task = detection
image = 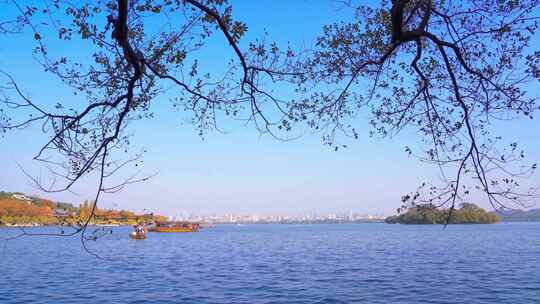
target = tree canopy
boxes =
[0,190,165,227]
[385,202,500,224]
[297,0,540,213]
[0,0,539,232]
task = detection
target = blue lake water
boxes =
[0,223,539,303]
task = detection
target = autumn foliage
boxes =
[0,198,53,217]
[0,191,164,226]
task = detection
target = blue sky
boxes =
[1,0,539,217]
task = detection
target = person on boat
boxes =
[130,223,146,239]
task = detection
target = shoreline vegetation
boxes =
[0,191,166,227]
[2,191,539,227]
[385,203,500,225]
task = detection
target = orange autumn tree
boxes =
[0,198,55,224]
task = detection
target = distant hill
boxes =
[497,209,540,222]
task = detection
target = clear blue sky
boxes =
[0,0,539,217]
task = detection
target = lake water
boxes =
[0,223,539,303]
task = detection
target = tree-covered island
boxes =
[385,203,500,225]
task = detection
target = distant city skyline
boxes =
[167,211,385,223]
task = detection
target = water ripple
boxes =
[1,223,539,303]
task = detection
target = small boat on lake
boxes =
[148,221,200,232]
[129,224,148,239]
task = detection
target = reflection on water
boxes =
[1,223,539,304]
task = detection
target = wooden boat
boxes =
[129,232,146,239]
[129,224,148,239]
[149,221,200,232]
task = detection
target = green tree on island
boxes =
[385,203,500,224]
